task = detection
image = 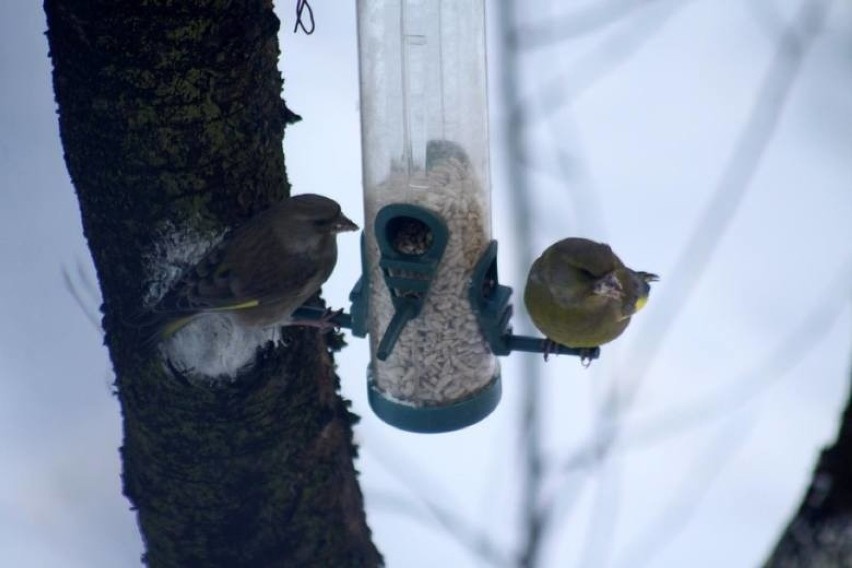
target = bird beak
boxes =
[641,272,660,283]
[333,214,359,233]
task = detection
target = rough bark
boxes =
[765,355,852,567]
[44,1,381,566]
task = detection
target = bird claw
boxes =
[315,307,344,333]
[579,348,596,368]
[291,308,343,333]
[541,339,559,362]
[541,339,597,368]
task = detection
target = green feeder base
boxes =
[367,371,502,434]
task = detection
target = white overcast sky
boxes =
[1,1,851,567]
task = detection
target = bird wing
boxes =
[184,249,327,313]
[150,195,343,318]
[151,219,322,315]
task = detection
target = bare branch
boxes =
[615,416,753,567]
[547,118,608,238]
[515,0,689,128]
[541,257,851,530]
[61,262,101,332]
[511,0,662,51]
[498,1,549,566]
[745,0,788,41]
[611,0,835,421]
[367,491,513,568]
[621,261,851,453]
[577,455,624,568]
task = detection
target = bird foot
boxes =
[579,348,596,368]
[541,339,597,368]
[291,308,343,333]
[542,339,559,361]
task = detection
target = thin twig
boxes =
[542,257,851,528]
[62,263,102,332]
[498,0,548,565]
[511,0,662,51]
[613,0,835,419]
[512,0,689,129]
[367,491,513,567]
[362,438,510,567]
[615,414,754,567]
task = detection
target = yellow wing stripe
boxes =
[161,315,196,340]
[160,300,260,340]
[208,299,261,312]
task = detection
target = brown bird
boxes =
[143,193,358,344]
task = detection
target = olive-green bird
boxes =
[142,193,358,345]
[524,237,658,357]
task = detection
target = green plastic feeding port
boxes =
[365,203,500,433]
[374,204,448,360]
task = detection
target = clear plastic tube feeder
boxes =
[355,0,500,433]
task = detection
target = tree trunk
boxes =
[765,355,852,567]
[43,1,381,566]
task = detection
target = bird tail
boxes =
[159,314,198,341]
[125,309,200,350]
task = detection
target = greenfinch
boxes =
[524,238,657,357]
[143,193,358,344]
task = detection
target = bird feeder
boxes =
[353,0,500,432]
